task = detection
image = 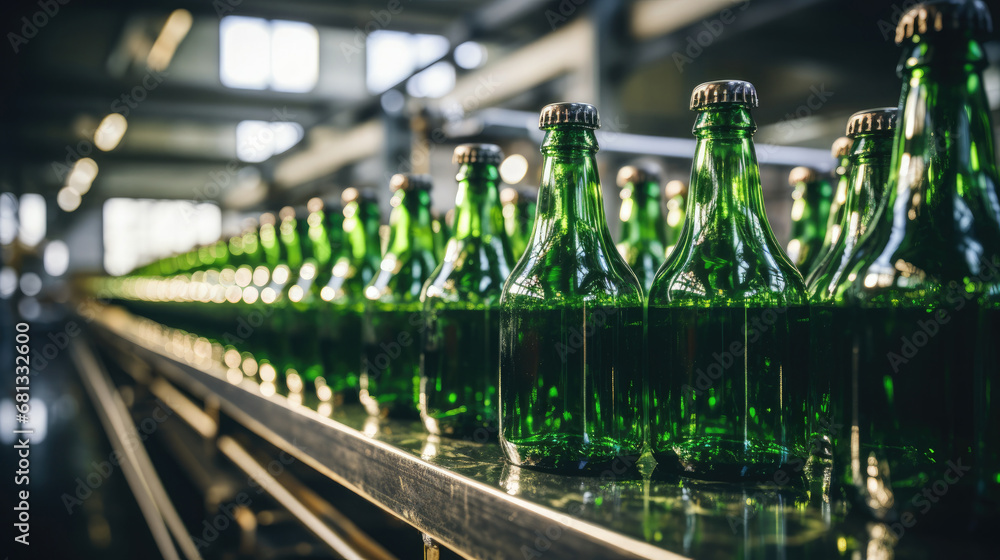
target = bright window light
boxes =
[454,41,486,69]
[0,193,16,245]
[407,62,455,99]
[366,31,450,94]
[44,240,70,276]
[103,198,221,276]
[18,193,46,247]
[236,121,304,162]
[220,16,318,92]
[271,21,319,92]
[500,155,529,184]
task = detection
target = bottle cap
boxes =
[259,212,276,226]
[453,143,504,165]
[390,173,433,192]
[788,167,818,186]
[538,102,600,130]
[307,197,324,213]
[690,80,759,110]
[616,163,662,187]
[279,206,296,220]
[831,137,853,159]
[846,108,898,137]
[895,1,993,44]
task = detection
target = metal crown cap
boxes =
[788,166,818,186]
[390,173,433,192]
[453,143,504,165]
[895,0,993,44]
[616,163,662,188]
[538,102,600,130]
[831,137,853,159]
[690,80,759,110]
[846,108,898,138]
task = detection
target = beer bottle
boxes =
[615,163,669,292]
[832,0,1000,525]
[647,81,809,480]
[360,174,437,418]
[808,110,897,298]
[500,186,538,260]
[806,108,897,465]
[786,167,831,274]
[810,137,854,271]
[499,102,644,473]
[421,144,515,438]
[281,198,336,391]
[663,179,687,257]
[319,188,383,401]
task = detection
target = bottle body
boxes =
[500,119,644,472]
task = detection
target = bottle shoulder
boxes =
[422,238,513,306]
[501,240,643,308]
[648,238,807,307]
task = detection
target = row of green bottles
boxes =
[811,0,999,529]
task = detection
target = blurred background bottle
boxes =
[421,144,514,438]
[615,163,669,293]
[360,174,437,418]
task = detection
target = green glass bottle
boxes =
[421,144,515,438]
[647,81,810,480]
[432,211,449,263]
[500,186,538,261]
[319,188,383,402]
[281,198,337,391]
[831,0,1000,524]
[663,179,688,257]
[499,102,644,473]
[809,137,854,273]
[615,163,670,292]
[360,174,437,418]
[808,110,897,299]
[806,108,897,466]
[786,167,832,274]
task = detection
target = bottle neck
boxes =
[874,36,999,263]
[684,105,770,244]
[259,223,281,267]
[280,218,303,270]
[386,190,435,257]
[452,162,504,241]
[839,133,895,262]
[531,128,611,243]
[620,180,667,245]
[306,211,333,267]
